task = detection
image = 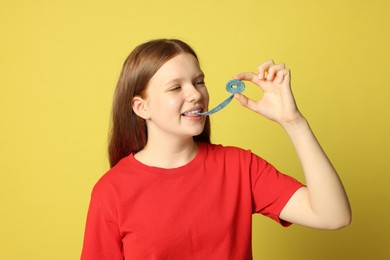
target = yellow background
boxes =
[1,0,389,259]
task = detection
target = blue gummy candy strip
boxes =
[195,79,245,116]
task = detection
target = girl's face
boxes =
[138,53,209,141]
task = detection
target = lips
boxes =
[181,108,202,116]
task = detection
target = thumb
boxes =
[234,93,258,111]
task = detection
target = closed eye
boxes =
[195,81,206,87]
[169,85,181,91]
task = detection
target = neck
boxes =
[135,136,199,168]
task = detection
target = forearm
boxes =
[234,61,351,228]
[282,116,352,228]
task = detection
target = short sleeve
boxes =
[250,153,304,226]
[81,183,123,260]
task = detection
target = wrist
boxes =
[281,114,309,135]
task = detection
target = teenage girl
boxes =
[81,39,351,260]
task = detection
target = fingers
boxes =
[276,68,290,84]
[258,60,277,80]
[233,72,261,85]
[233,93,259,112]
[258,60,290,84]
[233,60,291,93]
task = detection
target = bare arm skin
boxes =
[233,60,351,229]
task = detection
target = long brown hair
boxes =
[108,39,211,167]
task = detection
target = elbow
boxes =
[336,205,353,229]
[320,199,352,230]
[325,211,352,230]
[328,216,351,230]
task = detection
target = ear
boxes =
[132,96,151,120]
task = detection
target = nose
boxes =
[185,84,202,103]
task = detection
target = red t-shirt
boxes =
[81,142,303,259]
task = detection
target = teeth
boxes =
[183,109,201,115]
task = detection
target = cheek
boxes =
[202,89,210,104]
[164,97,181,109]
[151,96,181,115]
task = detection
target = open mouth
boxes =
[181,109,202,116]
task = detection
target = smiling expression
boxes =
[136,53,209,141]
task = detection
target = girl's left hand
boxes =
[233,60,303,126]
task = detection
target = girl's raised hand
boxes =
[233,60,303,126]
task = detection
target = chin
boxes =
[188,127,205,137]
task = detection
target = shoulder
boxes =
[90,155,132,198]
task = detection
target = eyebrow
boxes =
[163,72,205,86]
